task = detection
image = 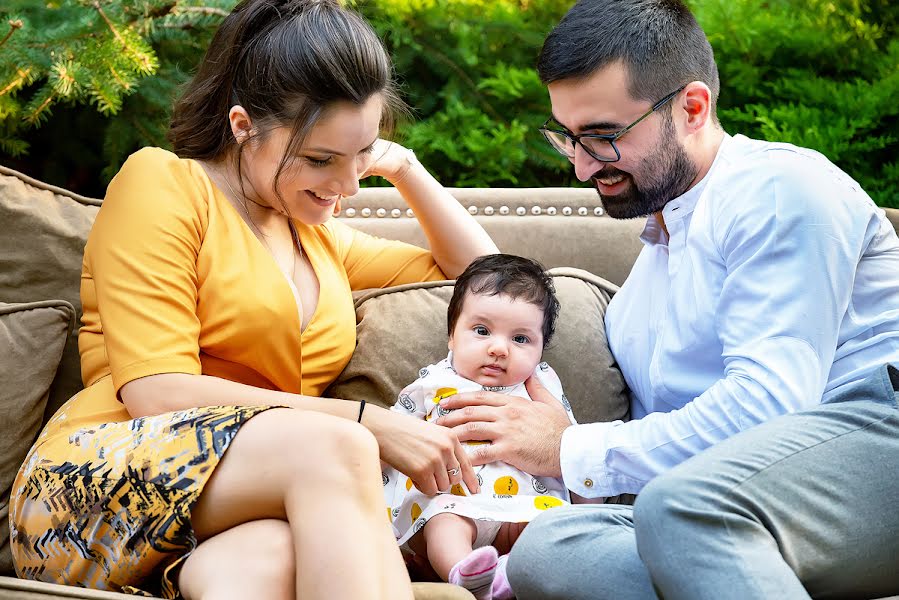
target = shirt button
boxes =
[584,478,594,488]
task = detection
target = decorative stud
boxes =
[531,206,542,215]
[361,207,372,217]
[376,208,387,218]
[547,207,557,216]
[578,207,588,216]
[594,207,604,216]
[562,206,573,216]
[468,205,478,215]
[345,208,356,217]
[406,209,415,218]
[484,206,495,216]
[391,208,402,218]
[499,205,510,215]
[516,206,526,216]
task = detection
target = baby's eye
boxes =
[304,156,333,167]
[474,326,489,336]
[513,335,530,344]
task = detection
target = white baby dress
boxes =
[382,354,577,546]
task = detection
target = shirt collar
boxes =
[638,133,732,247]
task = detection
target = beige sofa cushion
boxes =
[327,267,630,425]
[0,300,75,576]
[0,167,100,420]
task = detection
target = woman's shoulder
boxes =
[108,147,213,210]
[117,147,207,185]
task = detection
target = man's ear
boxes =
[680,81,713,134]
[448,335,455,352]
[228,105,254,144]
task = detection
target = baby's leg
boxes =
[488,523,522,600]
[419,513,478,580]
[421,514,499,600]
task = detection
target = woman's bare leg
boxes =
[178,408,412,600]
[179,519,294,600]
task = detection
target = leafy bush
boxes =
[0,0,896,207]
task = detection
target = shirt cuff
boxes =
[560,421,620,498]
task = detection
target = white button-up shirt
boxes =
[561,134,899,498]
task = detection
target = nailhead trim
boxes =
[337,204,605,218]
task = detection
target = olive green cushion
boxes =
[0,166,100,420]
[0,300,75,576]
[327,267,630,425]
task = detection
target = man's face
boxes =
[547,62,698,219]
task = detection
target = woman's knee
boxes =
[235,408,380,483]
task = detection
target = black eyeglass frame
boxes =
[539,84,688,163]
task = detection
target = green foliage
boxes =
[0,0,230,189]
[352,0,575,188]
[694,0,899,207]
[0,0,897,206]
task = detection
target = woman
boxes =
[9,1,497,598]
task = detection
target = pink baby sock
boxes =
[491,554,514,600]
[448,546,499,600]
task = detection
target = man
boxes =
[436,0,899,597]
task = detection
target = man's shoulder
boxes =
[706,134,874,217]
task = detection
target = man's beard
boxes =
[592,116,699,220]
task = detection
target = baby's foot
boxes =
[492,554,514,600]
[448,546,499,600]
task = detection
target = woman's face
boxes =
[239,95,383,225]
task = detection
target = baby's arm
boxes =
[535,362,578,425]
[391,378,430,420]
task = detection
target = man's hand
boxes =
[435,376,571,477]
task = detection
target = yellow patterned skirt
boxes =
[9,376,275,598]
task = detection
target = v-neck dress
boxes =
[9,147,447,597]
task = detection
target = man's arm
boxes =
[441,154,882,496]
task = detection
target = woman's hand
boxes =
[365,404,480,497]
[361,139,418,185]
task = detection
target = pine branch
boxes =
[92,1,154,73]
[0,67,33,97]
[0,19,23,49]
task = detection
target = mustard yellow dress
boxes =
[8,147,446,597]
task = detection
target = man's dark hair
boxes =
[447,254,560,348]
[537,0,720,115]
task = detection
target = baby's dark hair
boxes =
[447,254,560,347]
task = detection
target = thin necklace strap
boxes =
[219,169,302,274]
[288,219,301,254]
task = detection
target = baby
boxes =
[383,254,576,600]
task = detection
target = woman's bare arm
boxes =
[121,373,480,495]
[368,141,499,278]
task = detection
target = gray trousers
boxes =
[508,364,899,600]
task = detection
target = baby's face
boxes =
[448,292,544,387]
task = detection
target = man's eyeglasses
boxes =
[539,84,687,163]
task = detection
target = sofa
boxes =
[2,163,897,600]
[0,163,644,600]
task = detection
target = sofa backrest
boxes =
[2,164,898,415]
[335,187,646,287]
